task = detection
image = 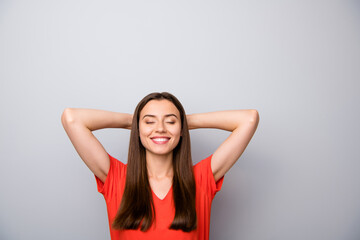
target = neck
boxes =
[146,151,174,179]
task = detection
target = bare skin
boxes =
[61,101,259,198]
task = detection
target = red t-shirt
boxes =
[95,153,224,240]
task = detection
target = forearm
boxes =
[61,108,132,131]
[187,110,259,131]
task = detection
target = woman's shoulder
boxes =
[108,153,127,167]
[193,154,224,198]
[193,154,213,176]
[106,153,128,179]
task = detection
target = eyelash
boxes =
[145,121,175,124]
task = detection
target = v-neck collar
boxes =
[152,185,173,201]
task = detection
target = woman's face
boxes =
[139,99,182,158]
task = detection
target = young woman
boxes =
[61,92,259,240]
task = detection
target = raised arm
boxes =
[187,110,259,182]
[61,108,132,182]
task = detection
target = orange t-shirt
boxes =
[95,153,224,240]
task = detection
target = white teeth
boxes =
[152,138,169,142]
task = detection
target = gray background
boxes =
[1,0,359,239]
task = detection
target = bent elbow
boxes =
[61,108,76,126]
[249,109,259,125]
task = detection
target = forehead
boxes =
[140,99,180,118]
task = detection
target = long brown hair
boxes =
[112,92,197,232]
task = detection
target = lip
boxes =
[151,136,171,145]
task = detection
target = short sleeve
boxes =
[94,153,126,201]
[194,154,224,199]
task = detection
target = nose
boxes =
[155,121,166,133]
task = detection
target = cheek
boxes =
[139,124,151,144]
[139,130,150,148]
[170,125,182,138]
[139,135,146,148]
[139,123,151,135]
[172,128,182,147]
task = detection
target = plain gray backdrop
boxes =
[1,1,359,239]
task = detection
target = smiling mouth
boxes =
[151,137,170,144]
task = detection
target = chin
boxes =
[145,147,175,157]
[149,149,173,156]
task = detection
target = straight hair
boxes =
[112,92,197,232]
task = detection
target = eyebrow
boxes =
[142,114,179,120]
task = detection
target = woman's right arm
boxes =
[61,108,132,183]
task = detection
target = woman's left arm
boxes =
[187,110,259,182]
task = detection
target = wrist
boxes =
[127,114,133,129]
[186,114,195,130]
